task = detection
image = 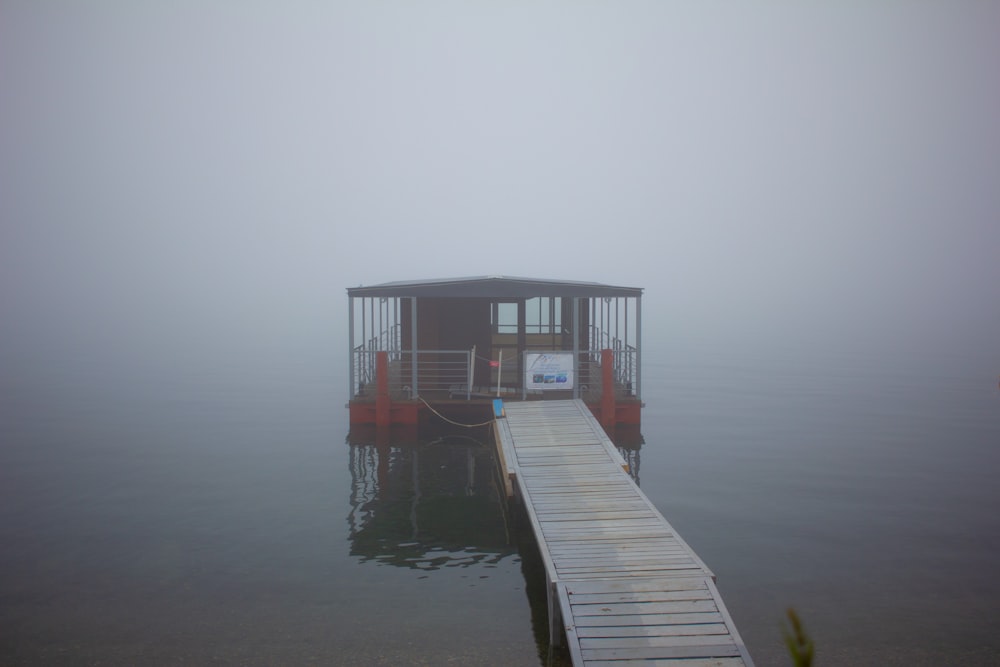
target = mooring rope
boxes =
[416,395,496,428]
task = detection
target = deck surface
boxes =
[496,400,752,667]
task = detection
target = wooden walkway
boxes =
[494,399,753,667]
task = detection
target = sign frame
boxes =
[524,352,575,391]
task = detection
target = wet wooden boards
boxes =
[495,399,753,667]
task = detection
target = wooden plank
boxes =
[563,578,710,594]
[550,542,689,553]
[554,552,699,565]
[541,518,665,529]
[556,565,706,576]
[501,400,749,667]
[567,590,713,604]
[542,527,670,536]
[554,551,693,560]
[539,515,663,525]
[575,623,729,639]
[560,567,707,578]
[556,568,709,581]
[531,497,649,506]
[554,550,698,560]
[569,600,719,617]
[553,552,693,563]
[574,612,725,627]
[585,658,747,667]
[542,519,660,528]
[559,563,707,574]
[517,448,608,457]
[533,504,652,514]
[548,540,689,558]
[520,465,622,473]
[555,556,703,570]
[542,528,671,540]
[521,475,628,483]
[581,644,742,660]
[580,634,737,649]
[519,458,616,467]
[544,533,677,544]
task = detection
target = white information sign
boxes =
[524,352,574,391]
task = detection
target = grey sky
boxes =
[2,2,999,378]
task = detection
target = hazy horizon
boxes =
[3,3,999,389]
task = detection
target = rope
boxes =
[417,396,496,428]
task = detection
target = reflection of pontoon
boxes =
[347,436,513,569]
[347,276,643,427]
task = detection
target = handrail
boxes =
[351,345,638,402]
[351,348,473,400]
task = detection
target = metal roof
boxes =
[347,275,643,298]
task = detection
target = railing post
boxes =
[635,295,642,401]
[572,297,580,400]
[410,297,418,399]
[468,346,475,400]
[376,350,390,427]
[348,296,355,399]
[601,348,615,428]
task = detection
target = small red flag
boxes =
[489,360,500,368]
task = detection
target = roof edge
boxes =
[347,275,642,298]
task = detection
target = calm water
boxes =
[2,344,999,665]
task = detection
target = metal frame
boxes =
[348,278,642,403]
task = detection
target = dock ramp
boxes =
[494,399,753,666]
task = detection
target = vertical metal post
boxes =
[599,297,604,346]
[601,348,615,428]
[549,297,556,347]
[572,297,580,399]
[604,298,608,346]
[636,295,642,401]
[624,298,629,349]
[376,350,390,427]
[468,345,475,400]
[592,298,598,350]
[348,296,355,399]
[589,298,594,350]
[522,350,527,400]
[517,299,526,391]
[607,298,612,346]
[625,298,630,392]
[361,297,367,392]
[410,297,418,398]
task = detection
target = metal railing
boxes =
[351,324,402,396]
[351,345,638,402]
[586,326,639,399]
[352,345,378,393]
[351,348,473,400]
[615,345,638,397]
[363,324,400,356]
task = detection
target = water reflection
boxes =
[347,429,514,570]
[612,424,644,485]
[346,423,645,666]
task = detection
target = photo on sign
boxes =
[525,353,574,391]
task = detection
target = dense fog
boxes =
[3,3,999,393]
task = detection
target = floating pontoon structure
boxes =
[347,276,642,427]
